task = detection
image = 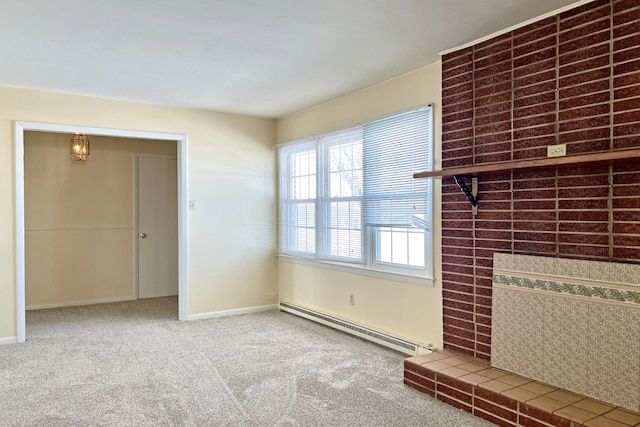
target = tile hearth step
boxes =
[404,350,640,427]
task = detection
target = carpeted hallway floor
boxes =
[0,297,495,426]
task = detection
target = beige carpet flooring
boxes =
[0,297,495,426]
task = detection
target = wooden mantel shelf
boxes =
[413,148,640,179]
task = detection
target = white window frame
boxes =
[278,138,317,259]
[278,106,434,286]
[317,128,364,263]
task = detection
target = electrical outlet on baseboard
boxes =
[547,143,566,158]
[268,293,278,301]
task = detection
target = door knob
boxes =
[139,233,147,238]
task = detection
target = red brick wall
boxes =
[440,0,640,360]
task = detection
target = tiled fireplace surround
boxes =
[405,256,639,427]
[491,254,639,413]
[404,0,640,425]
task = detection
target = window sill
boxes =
[278,255,435,287]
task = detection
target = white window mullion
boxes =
[315,141,327,260]
[365,224,375,269]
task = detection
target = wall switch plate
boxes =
[188,200,196,211]
[547,144,567,158]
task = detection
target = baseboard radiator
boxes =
[492,254,640,413]
[279,301,430,356]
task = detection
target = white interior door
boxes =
[137,156,178,299]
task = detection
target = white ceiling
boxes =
[1,0,585,118]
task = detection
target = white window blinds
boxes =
[363,107,432,231]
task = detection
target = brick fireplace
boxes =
[439,0,640,360]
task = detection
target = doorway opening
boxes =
[15,121,188,343]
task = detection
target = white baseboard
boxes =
[26,296,136,310]
[0,336,18,345]
[187,304,278,321]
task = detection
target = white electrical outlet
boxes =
[547,144,567,158]
[349,294,355,306]
[268,293,278,300]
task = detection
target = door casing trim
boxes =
[14,121,188,342]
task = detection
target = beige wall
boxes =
[1,86,277,340]
[24,132,176,308]
[276,61,443,348]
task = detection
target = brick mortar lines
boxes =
[608,1,616,259]
[406,368,565,427]
[407,367,626,427]
[471,38,479,360]
[509,17,516,266]
[554,16,561,259]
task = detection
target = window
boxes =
[279,138,317,255]
[278,106,433,280]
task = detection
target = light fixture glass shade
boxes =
[70,133,90,161]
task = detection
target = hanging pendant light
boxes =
[70,133,90,161]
